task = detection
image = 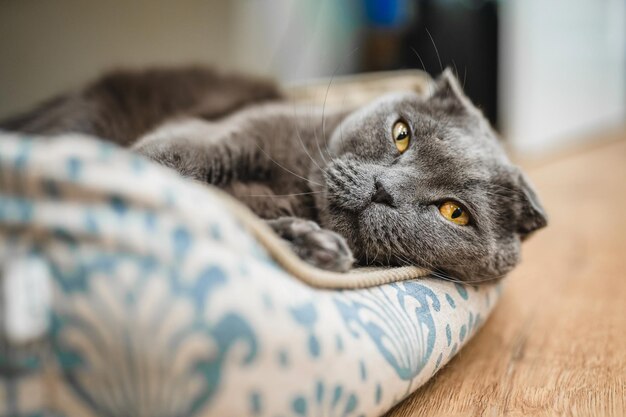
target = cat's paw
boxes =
[134,139,203,179]
[268,217,354,272]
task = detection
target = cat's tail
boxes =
[1,66,283,146]
[0,93,98,139]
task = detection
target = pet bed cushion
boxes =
[0,131,500,417]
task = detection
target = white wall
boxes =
[499,0,626,155]
[0,0,235,119]
[230,1,361,82]
[0,0,360,120]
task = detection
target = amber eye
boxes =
[392,120,410,153]
[439,201,470,226]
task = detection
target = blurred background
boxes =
[2,3,624,414]
[0,0,624,155]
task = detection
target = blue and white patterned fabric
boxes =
[0,132,501,417]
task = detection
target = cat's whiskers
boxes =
[421,259,507,284]
[451,59,460,83]
[488,183,527,195]
[367,244,381,266]
[462,66,468,90]
[244,191,323,198]
[291,99,326,176]
[253,143,323,188]
[425,28,444,73]
[312,109,330,165]
[320,47,359,161]
[393,252,410,266]
[338,92,349,153]
[372,232,505,284]
[409,46,437,97]
[320,68,336,162]
[435,272,506,285]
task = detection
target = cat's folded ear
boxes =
[516,172,548,239]
[427,68,477,115]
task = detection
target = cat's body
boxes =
[1,66,547,282]
[134,103,345,221]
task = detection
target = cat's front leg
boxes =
[267,217,354,272]
[133,118,253,184]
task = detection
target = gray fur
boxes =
[266,217,354,271]
[309,70,548,281]
[134,69,547,281]
[1,67,547,282]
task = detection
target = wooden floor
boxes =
[387,131,626,416]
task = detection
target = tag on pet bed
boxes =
[2,256,52,344]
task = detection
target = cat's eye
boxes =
[392,121,410,153]
[439,201,470,226]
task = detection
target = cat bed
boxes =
[0,131,501,416]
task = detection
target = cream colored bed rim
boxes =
[214,189,431,289]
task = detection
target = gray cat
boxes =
[1,66,546,282]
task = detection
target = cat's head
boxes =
[315,68,547,282]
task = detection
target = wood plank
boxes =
[387,131,626,417]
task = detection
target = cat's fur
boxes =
[1,66,547,282]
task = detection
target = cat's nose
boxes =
[371,181,395,207]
